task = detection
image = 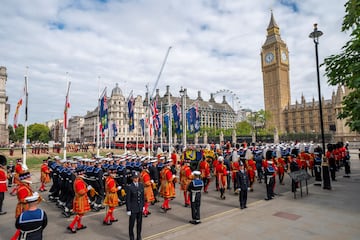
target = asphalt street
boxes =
[1,150,359,240]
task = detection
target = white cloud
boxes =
[0,0,349,124]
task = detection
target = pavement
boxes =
[150,150,360,240]
[1,150,359,240]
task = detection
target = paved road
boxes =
[1,151,359,240]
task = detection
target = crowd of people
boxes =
[0,140,352,239]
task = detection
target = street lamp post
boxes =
[309,23,331,189]
[309,23,325,154]
[180,87,187,149]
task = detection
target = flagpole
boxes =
[168,91,172,157]
[22,67,29,170]
[63,74,71,160]
[96,76,101,157]
[160,102,163,152]
[146,85,151,159]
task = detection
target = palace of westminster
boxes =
[0,13,358,145]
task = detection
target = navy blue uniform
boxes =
[187,178,203,224]
[236,170,249,209]
[15,208,47,240]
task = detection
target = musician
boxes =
[159,160,176,211]
[198,156,211,193]
[140,162,154,217]
[179,159,192,207]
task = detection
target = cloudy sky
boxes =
[0,0,349,125]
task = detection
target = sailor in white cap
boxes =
[15,192,47,240]
[187,171,203,224]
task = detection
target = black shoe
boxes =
[67,226,76,233]
[0,211,7,215]
[110,219,118,222]
[103,221,112,225]
[189,220,196,224]
[264,198,270,201]
[184,203,189,207]
[195,220,201,224]
[240,206,244,209]
[244,206,247,208]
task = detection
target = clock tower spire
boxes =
[261,11,290,134]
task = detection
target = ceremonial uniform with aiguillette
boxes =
[236,162,249,209]
[126,171,144,240]
[187,171,203,224]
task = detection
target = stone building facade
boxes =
[262,13,359,142]
[0,66,10,145]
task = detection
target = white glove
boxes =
[117,186,122,190]
[87,185,93,190]
[238,188,241,191]
[126,211,131,216]
[172,175,176,179]
[150,180,154,183]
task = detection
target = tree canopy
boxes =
[323,0,360,132]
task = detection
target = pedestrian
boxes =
[126,171,144,240]
[15,192,47,240]
[0,155,8,215]
[236,162,249,209]
[67,166,91,234]
[187,170,203,224]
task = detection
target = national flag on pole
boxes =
[172,103,181,134]
[63,82,71,130]
[99,88,108,133]
[112,121,118,137]
[164,113,169,131]
[128,95,135,131]
[194,102,200,133]
[13,78,27,129]
[140,118,145,136]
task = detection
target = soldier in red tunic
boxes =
[10,158,24,196]
[159,160,176,212]
[39,159,51,192]
[140,163,155,217]
[67,166,91,233]
[199,156,211,193]
[215,157,227,200]
[103,165,120,225]
[0,155,8,215]
[179,160,192,207]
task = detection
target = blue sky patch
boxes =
[48,21,65,30]
[279,0,299,12]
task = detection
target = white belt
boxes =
[0,180,7,184]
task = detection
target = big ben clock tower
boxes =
[261,12,290,134]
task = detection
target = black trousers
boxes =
[0,192,4,211]
[191,200,201,221]
[129,212,142,240]
[239,190,247,208]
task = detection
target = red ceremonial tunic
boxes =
[140,170,155,203]
[14,163,24,185]
[159,167,175,199]
[215,163,227,188]
[231,161,240,181]
[246,159,256,180]
[276,158,286,175]
[16,182,33,218]
[103,175,119,207]
[180,164,192,191]
[199,160,210,178]
[0,168,7,192]
[40,163,51,184]
[73,177,90,214]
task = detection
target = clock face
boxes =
[281,51,287,62]
[265,52,274,64]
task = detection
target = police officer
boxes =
[236,162,249,209]
[126,171,144,240]
[187,171,203,225]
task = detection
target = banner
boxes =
[187,106,200,133]
[128,95,135,131]
[63,82,71,130]
[13,78,27,129]
[112,121,118,138]
[172,103,181,134]
[99,89,108,133]
[140,118,145,136]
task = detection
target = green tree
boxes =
[8,124,25,142]
[235,121,252,135]
[322,0,360,132]
[28,123,51,142]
